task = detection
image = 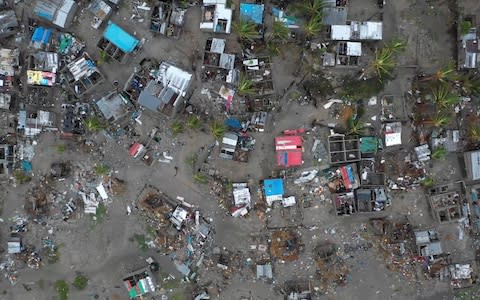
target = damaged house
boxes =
[428,182,465,223]
[0,143,15,176]
[98,22,140,63]
[138,62,193,116]
[26,51,58,87]
[87,0,112,30]
[458,15,479,69]
[0,48,19,93]
[33,0,78,29]
[231,183,252,217]
[123,268,156,299]
[200,0,233,34]
[219,132,239,160]
[239,1,265,39]
[150,1,186,38]
[330,21,383,41]
[63,52,104,96]
[202,38,237,84]
[95,91,133,124]
[17,109,56,137]
[0,10,19,38]
[243,57,274,96]
[328,134,360,164]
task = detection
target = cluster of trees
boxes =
[171,116,226,140]
[233,0,326,49]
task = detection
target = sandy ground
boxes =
[0,0,473,299]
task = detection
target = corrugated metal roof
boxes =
[322,7,347,25]
[470,151,480,180]
[0,10,19,35]
[34,0,76,28]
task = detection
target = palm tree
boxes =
[171,120,184,135]
[429,113,451,127]
[186,115,201,130]
[267,42,281,56]
[304,15,323,38]
[346,117,365,135]
[294,0,326,19]
[269,21,289,42]
[83,116,105,132]
[238,73,256,95]
[386,38,407,53]
[370,47,395,79]
[459,73,480,96]
[431,83,459,109]
[210,121,226,140]
[233,19,258,42]
[421,62,457,82]
[469,125,480,143]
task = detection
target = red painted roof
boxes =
[129,143,143,157]
[275,135,303,167]
[277,151,303,167]
[275,135,302,151]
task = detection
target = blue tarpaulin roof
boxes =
[225,118,242,129]
[263,179,284,197]
[32,27,53,44]
[103,22,139,53]
[240,3,264,25]
[21,160,32,173]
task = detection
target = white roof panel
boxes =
[346,42,362,56]
[331,25,351,40]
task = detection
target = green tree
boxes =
[422,176,435,187]
[237,73,256,96]
[431,147,447,160]
[428,113,451,127]
[460,20,473,35]
[346,117,365,136]
[294,0,326,19]
[267,42,281,56]
[98,50,111,65]
[469,125,480,143]
[210,122,226,140]
[422,62,458,82]
[186,115,201,130]
[386,38,407,53]
[193,173,208,184]
[171,120,184,136]
[95,164,110,176]
[270,21,289,42]
[56,144,66,153]
[54,280,69,300]
[73,275,88,290]
[83,116,105,132]
[303,15,323,38]
[460,73,480,96]
[14,170,31,184]
[233,19,258,42]
[431,83,459,109]
[370,47,395,79]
